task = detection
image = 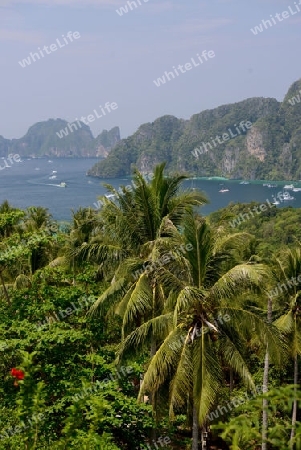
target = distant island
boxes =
[87,78,301,181]
[0,121,120,159]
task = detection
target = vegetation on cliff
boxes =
[0,121,120,158]
[88,79,301,181]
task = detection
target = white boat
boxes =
[239,181,250,185]
[60,182,66,188]
[283,184,294,189]
[52,170,57,174]
[292,188,301,192]
[272,200,280,205]
[49,175,57,179]
[219,188,229,193]
[283,193,295,200]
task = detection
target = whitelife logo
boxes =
[250,1,301,35]
[56,102,118,139]
[288,89,301,106]
[35,295,95,330]
[18,31,81,68]
[153,50,215,87]
[0,154,21,171]
[116,0,150,16]
[191,121,252,159]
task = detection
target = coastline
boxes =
[190,177,301,187]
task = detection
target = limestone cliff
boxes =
[0,120,120,159]
[88,78,301,180]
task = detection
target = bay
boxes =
[0,158,300,222]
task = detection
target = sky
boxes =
[0,0,300,140]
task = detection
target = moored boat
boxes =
[283,192,295,200]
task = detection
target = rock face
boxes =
[246,127,266,162]
[0,119,120,159]
[88,78,301,180]
[93,127,120,158]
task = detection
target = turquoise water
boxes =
[0,158,300,221]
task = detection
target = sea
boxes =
[0,157,300,223]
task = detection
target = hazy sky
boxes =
[1,0,300,140]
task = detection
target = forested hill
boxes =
[88,78,301,180]
[0,121,120,158]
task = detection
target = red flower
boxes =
[11,368,25,380]
[16,371,24,380]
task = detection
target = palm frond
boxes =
[88,278,129,318]
[117,312,173,363]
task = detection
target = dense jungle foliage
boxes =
[0,163,300,449]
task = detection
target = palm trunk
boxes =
[0,271,11,305]
[262,349,269,450]
[201,424,208,450]
[192,404,199,450]
[290,353,298,446]
[72,257,76,285]
[230,367,234,395]
[262,298,272,450]
[150,334,157,442]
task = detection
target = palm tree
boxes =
[18,206,58,274]
[262,296,272,450]
[87,164,208,441]
[83,163,208,279]
[122,214,283,449]
[0,202,24,239]
[88,164,208,351]
[49,207,101,284]
[271,245,301,447]
[22,206,53,232]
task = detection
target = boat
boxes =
[52,170,57,174]
[272,200,280,205]
[219,188,229,193]
[283,184,294,189]
[60,182,67,188]
[49,175,57,179]
[267,184,278,188]
[292,188,301,192]
[283,193,295,200]
[239,181,250,185]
